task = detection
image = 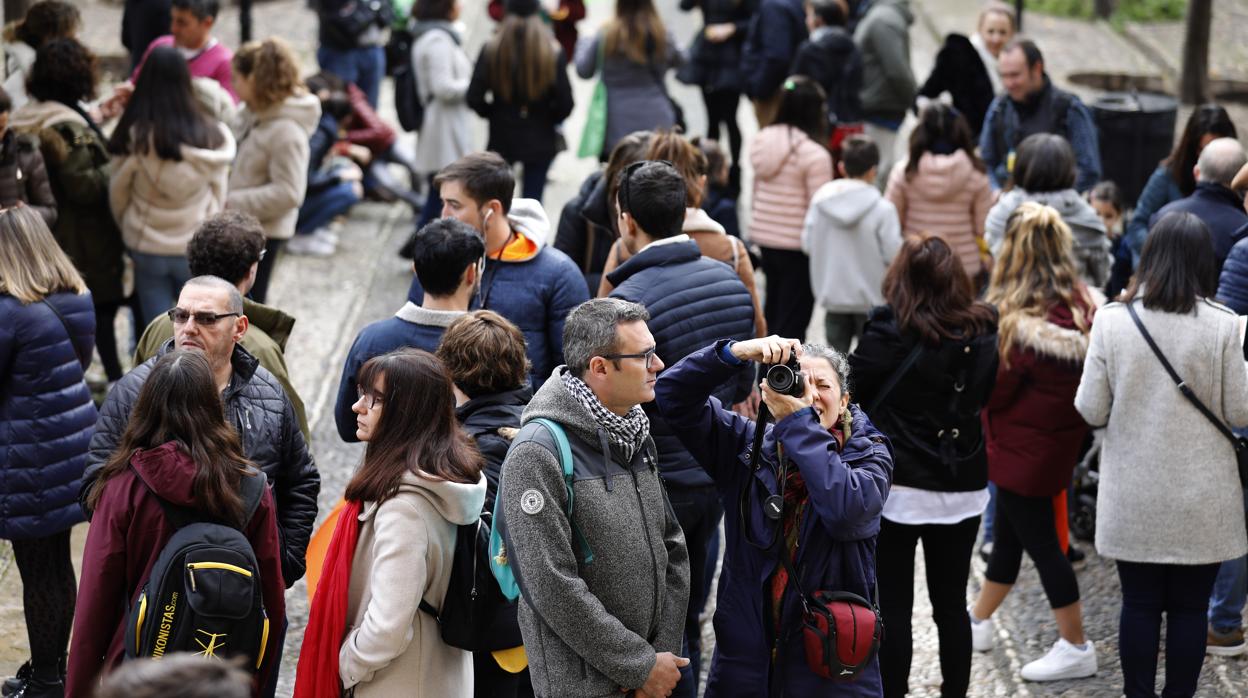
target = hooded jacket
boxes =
[228,92,321,241]
[110,121,237,256]
[986,187,1112,288]
[554,169,616,295]
[749,125,833,250]
[457,386,531,518]
[655,342,892,697]
[406,199,590,388]
[340,471,486,697]
[802,177,902,313]
[497,368,690,697]
[66,443,285,696]
[885,150,994,277]
[917,33,995,140]
[12,100,127,305]
[790,24,863,124]
[1151,182,1248,273]
[0,291,96,541]
[83,341,319,587]
[853,0,916,121]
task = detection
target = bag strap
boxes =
[530,418,595,564]
[40,298,90,366]
[865,340,925,414]
[1126,302,1243,450]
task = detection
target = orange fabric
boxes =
[304,499,346,602]
[499,232,538,262]
[294,499,363,698]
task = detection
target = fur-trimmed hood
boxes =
[1009,301,1093,364]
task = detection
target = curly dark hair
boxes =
[186,212,267,284]
[15,0,80,48]
[27,37,96,104]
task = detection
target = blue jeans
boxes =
[1117,561,1220,698]
[297,181,360,234]
[982,482,997,545]
[316,45,384,107]
[517,158,553,203]
[1209,487,1248,633]
[417,173,443,231]
[130,251,191,329]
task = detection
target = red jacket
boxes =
[66,442,285,697]
[983,298,1094,497]
[341,83,396,155]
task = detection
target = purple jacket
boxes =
[655,342,892,697]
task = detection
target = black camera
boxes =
[764,355,805,398]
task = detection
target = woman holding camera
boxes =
[655,336,893,696]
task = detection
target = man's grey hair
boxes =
[563,298,650,377]
[183,275,245,315]
[1196,137,1248,187]
[802,343,852,396]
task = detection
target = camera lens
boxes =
[765,364,798,395]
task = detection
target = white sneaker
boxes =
[286,233,335,257]
[312,226,340,246]
[969,607,995,652]
[1020,638,1097,682]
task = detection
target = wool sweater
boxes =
[748,124,832,250]
[885,150,993,277]
[1075,299,1248,565]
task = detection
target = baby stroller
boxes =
[1068,429,1102,543]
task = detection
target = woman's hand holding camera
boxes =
[760,372,814,421]
[729,336,802,365]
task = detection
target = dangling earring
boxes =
[840,408,853,442]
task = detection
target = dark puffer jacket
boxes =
[554,170,617,295]
[608,239,755,487]
[0,130,57,228]
[0,291,96,540]
[81,341,320,586]
[850,305,998,492]
[790,25,863,125]
[1218,229,1248,315]
[740,0,807,100]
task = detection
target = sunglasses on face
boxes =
[167,308,242,326]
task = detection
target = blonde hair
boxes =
[232,37,303,111]
[978,1,1016,30]
[0,205,86,303]
[985,201,1091,367]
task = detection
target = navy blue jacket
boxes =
[406,244,589,389]
[1217,226,1248,315]
[740,0,807,100]
[655,342,893,697]
[0,292,96,540]
[1125,166,1183,261]
[1152,183,1248,273]
[609,240,755,488]
[334,312,453,442]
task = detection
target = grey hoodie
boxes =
[497,368,689,697]
[986,187,1112,288]
[802,177,902,313]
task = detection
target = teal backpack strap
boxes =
[531,418,594,564]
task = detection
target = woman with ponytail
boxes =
[67,350,285,696]
[297,348,485,698]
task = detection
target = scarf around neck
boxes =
[561,371,650,463]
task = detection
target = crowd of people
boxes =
[3,0,1248,697]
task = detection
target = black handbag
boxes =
[1127,302,1248,487]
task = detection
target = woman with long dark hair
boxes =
[1126,104,1238,260]
[0,205,95,697]
[296,349,485,698]
[850,235,998,697]
[884,103,993,280]
[468,0,573,203]
[108,45,234,327]
[67,350,285,696]
[1077,212,1248,697]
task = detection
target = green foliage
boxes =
[1024,0,1186,22]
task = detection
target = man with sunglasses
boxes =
[606,160,754,692]
[81,274,319,592]
[497,297,693,698]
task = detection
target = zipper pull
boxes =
[187,565,197,592]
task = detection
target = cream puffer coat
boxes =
[227,92,320,241]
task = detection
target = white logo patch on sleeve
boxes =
[520,489,545,515]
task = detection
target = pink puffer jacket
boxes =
[884,150,995,276]
[748,125,832,250]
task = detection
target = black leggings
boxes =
[1116,561,1220,698]
[985,488,1080,608]
[702,88,743,165]
[249,238,285,305]
[758,246,815,342]
[11,530,76,680]
[93,298,135,382]
[877,515,980,698]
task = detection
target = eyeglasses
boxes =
[167,308,242,326]
[356,386,384,409]
[601,345,658,370]
[619,160,675,218]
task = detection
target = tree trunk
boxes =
[1180,0,1212,104]
[1015,0,1024,32]
[1093,0,1115,19]
[3,0,32,25]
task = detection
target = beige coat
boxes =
[884,150,994,277]
[340,470,487,698]
[108,122,236,256]
[227,92,320,241]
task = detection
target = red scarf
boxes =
[294,499,363,698]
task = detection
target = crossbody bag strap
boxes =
[1126,302,1241,447]
[865,340,925,414]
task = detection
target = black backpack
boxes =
[419,510,518,652]
[125,469,271,672]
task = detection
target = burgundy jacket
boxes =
[341,82,397,155]
[983,298,1095,498]
[66,442,285,697]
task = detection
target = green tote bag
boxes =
[577,40,608,159]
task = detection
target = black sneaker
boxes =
[2,662,30,697]
[9,676,61,698]
[1068,544,1087,569]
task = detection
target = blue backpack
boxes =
[488,418,594,601]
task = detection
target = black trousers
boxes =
[985,488,1080,608]
[249,238,285,305]
[877,515,980,698]
[668,484,724,695]
[702,88,743,165]
[758,247,815,342]
[1117,561,1220,698]
[11,530,76,681]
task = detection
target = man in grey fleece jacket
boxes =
[497,298,692,697]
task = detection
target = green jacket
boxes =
[134,298,310,439]
[853,0,917,121]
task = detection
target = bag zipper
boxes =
[186,561,254,591]
[134,592,148,654]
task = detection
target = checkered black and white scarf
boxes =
[561,371,650,463]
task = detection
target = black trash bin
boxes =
[1090,91,1178,208]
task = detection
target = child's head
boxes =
[1088,180,1124,235]
[774,75,828,144]
[840,135,879,182]
[95,655,251,698]
[170,0,220,51]
[805,0,848,31]
[691,136,730,188]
